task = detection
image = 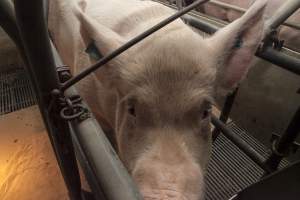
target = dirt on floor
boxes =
[0,106,69,200]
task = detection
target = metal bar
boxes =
[210,0,246,13]
[176,0,183,10]
[182,15,300,76]
[13,0,83,199]
[212,88,239,141]
[256,46,300,75]
[211,115,272,173]
[266,0,300,31]
[51,41,142,200]
[209,0,300,30]
[265,107,300,172]
[0,0,23,48]
[69,118,143,200]
[0,0,31,68]
[61,0,209,91]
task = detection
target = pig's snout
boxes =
[141,189,189,200]
[132,144,204,200]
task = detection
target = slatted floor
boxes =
[205,123,288,200]
[0,67,289,200]
[0,67,36,115]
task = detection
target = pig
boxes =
[200,0,300,52]
[48,0,267,199]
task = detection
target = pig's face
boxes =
[75,0,267,199]
[115,47,215,199]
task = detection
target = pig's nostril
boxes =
[142,189,189,200]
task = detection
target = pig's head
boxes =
[76,0,266,199]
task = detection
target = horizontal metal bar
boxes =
[182,15,300,76]
[256,46,300,75]
[210,0,246,13]
[211,115,272,173]
[209,0,300,30]
[61,0,209,91]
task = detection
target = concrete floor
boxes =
[226,56,300,159]
[0,106,69,200]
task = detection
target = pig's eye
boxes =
[128,104,136,117]
[201,106,212,120]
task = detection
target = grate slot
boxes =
[0,67,36,115]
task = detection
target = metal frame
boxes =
[0,0,299,199]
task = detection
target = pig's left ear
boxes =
[206,0,267,95]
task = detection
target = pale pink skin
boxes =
[201,0,300,52]
[48,0,267,199]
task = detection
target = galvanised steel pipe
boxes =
[256,46,300,75]
[69,117,143,200]
[0,0,23,48]
[0,0,32,70]
[14,0,83,199]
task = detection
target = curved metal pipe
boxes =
[0,0,23,47]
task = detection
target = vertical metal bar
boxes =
[0,0,23,49]
[176,0,183,10]
[13,0,83,199]
[213,88,239,141]
[265,107,300,172]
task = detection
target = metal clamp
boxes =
[262,29,285,51]
[57,65,72,83]
[49,89,90,121]
[59,95,90,121]
[270,133,300,157]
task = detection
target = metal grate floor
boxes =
[205,122,288,200]
[0,67,36,115]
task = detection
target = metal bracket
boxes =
[270,133,300,156]
[49,89,90,122]
[262,29,285,51]
[59,94,90,122]
[57,65,72,83]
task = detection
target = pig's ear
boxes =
[206,0,267,95]
[74,3,125,55]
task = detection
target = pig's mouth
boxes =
[141,188,190,200]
